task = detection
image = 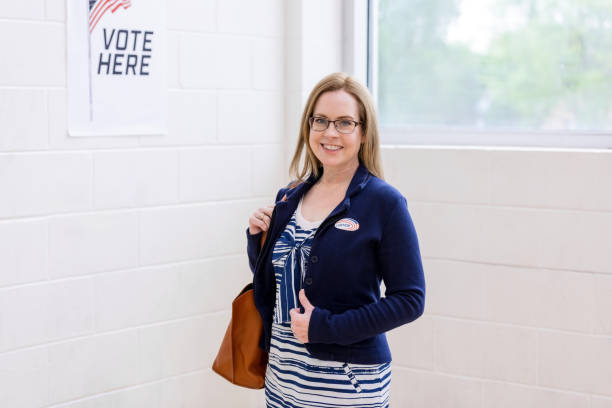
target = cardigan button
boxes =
[311,256,318,263]
[304,277,313,285]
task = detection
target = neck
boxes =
[318,160,359,187]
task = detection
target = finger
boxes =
[255,211,271,228]
[258,207,271,218]
[262,206,274,217]
[259,219,268,230]
[289,308,297,319]
[292,326,306,344]
[299,289,314,311]
[255,213,268,229]
[250,216,268,232]
[257,210,271,225]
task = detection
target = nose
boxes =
[322,122,342,138]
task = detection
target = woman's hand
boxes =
[248,204,275,235]
[290,289,315,343]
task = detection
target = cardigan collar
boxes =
[260,162,372,277]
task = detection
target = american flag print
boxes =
[89,0,132,33]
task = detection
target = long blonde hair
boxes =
[288,72,384,182]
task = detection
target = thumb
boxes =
[299,289,314,312]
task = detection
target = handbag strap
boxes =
[259,180,302,249]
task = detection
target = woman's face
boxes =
[308,89,365,173]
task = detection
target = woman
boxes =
[246,72,426,407]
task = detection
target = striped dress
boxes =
[264,197,391,408]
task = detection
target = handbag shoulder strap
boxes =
[259,180,302,249]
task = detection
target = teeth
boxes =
[323,144,342,151]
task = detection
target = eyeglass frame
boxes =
[308,116,362,134]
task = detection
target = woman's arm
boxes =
[307,196,426,345]
[246,186,289,274]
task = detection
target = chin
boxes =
[319,158,353,170]
[311,146,357,170]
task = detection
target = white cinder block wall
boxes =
[0,0,285,407]
[384,147,612,407]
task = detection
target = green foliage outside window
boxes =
[378,0,612,131]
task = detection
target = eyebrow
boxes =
[312,113,357,120]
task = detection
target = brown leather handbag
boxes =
[212,188,297,389]
[212,231,268,389]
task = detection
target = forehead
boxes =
[312,89,360,119]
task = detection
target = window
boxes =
[372,0,612,148]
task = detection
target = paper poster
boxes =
[67,0,167,136]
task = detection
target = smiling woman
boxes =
[307,89,365,173]
[246,72,426,408]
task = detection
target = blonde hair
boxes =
[288,72,384,182]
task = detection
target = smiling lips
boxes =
[321,144,343,151]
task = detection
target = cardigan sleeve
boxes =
[308,196,426,345]
[246,227,263,274]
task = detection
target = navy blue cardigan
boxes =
[246,162,426,364]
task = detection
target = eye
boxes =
[314,117,328,125]
[339,120,353,128]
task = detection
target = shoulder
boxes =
[363,176,416,237]
[363,175,407,211]
[274,179,302,202]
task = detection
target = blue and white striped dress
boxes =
[265,197,391,408]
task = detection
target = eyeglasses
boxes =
[308,116,361,134]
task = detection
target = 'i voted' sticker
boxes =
[334,218,360,231]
